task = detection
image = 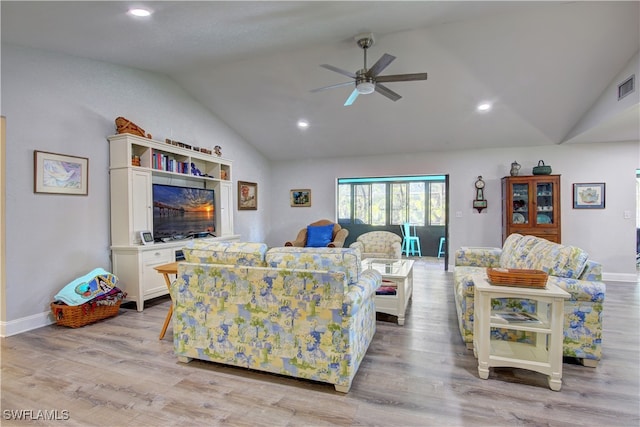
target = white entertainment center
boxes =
[108,133,239,311]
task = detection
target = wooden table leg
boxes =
[159,304,173,340]
[158,271,174,340]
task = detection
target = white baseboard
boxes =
[602,272,638,283]
[0,310,54,337]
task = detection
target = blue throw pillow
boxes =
[306,224,334,247]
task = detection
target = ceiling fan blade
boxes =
[310,81,354,93]
[344,88,359,106]
[375,72,428,83]
[320,64,356,79]
[375,83,402,102]
[367,53,396,77]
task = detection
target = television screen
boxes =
[152,184,215,240]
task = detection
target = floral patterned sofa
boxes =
[349,231,402,259]
[171,241,381,392]
[453,233,606,367]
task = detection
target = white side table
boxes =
[362,258,414,325]
[472,273,569,391]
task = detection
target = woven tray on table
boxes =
[51,301,121,328]
[486,268,548,288]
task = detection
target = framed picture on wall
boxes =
[573,182,605,209]
[34,150,88,195]
[238,181,257,210]
[290,189,311,207]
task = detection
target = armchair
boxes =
[349,231,402,259]
[285,219,349,248]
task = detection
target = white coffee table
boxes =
[472,272,569,391]
[362,258,414,326]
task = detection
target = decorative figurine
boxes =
[190,162,203,177]
[214,145,222,157]
[510,161,521,176]
[115,116,152,139]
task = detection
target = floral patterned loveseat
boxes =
[171,241,381,392]
[454,233,606,367]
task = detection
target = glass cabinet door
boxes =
[511,183,529,225]
[536,181,555,225]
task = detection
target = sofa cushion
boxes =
[183,241,267,266]
[500,234,589,279]
[265,246,361,284]
[306,224,335,247]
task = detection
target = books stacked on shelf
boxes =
[151,150,189,174]
[491,311,540,324]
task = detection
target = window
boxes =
[338,175,446,226]
[636,170,640,226]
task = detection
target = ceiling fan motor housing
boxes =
[356,71,375,94]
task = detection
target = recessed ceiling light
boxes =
[477,102,492,112]
[297,119,309,129]
[128,8,152,17]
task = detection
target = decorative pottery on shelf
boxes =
[510,161,521,176]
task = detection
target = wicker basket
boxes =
[486,268,548,288]
[51,301,121,328]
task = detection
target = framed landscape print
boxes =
[34,150,88,195]
[290,189,311,207]
[238,181,257,210]
[573,182,605,209]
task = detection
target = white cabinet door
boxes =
[131,169,152,244]
[141,248,173,299]
[218,181,233,236]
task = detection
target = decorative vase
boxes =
[510,161,521,176]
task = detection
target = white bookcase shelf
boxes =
[107,133,238,311]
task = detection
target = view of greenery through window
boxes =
[338,176,446,226]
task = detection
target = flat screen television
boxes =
[152,184,215,240]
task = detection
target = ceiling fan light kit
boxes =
[311,33,428,106]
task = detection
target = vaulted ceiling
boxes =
[2,1,639,161]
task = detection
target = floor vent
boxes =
[618,74,635,101]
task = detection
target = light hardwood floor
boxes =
[2,263,638,426]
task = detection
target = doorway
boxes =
[336,174,449,271]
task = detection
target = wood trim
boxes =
[1,116,6,327]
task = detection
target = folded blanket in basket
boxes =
[54,268,120,306]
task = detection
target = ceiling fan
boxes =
[311,33,428,106]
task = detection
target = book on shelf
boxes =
[491,311,540,324]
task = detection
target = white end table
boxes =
[472,273,569,391]
[362,258,414,326]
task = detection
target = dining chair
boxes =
[401,222,422,257]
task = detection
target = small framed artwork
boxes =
[238,181,257,210]
[34,150,88,195]
[573,183,605,209]
[290,189,311,207]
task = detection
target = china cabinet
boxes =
[501,175,561,243]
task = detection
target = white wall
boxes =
[2,44,638,336]
[1,45,270,334]
[269,142,639,280]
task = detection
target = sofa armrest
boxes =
[547,276,605,303]
[344,269,381,316]
[285,228,307,247]
[454,247,502,267]
[349,241,364,254]
[390,241,402,259]
[579,260,602,281]
[328,228,349,248]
